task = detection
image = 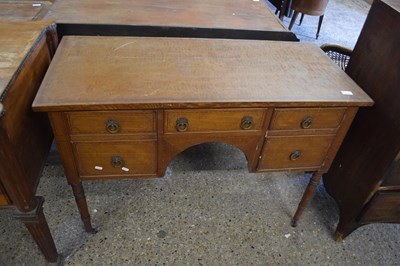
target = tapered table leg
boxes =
[14,196,61,264]
[71,182,96,233]
[291,171,324,227]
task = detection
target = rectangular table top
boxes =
[0,1,53,21]
[46,0,283,30]
[33,36,373,112]
[45,0,295,40]
[0,20,54,99]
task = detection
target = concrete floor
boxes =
[1,0,399,265]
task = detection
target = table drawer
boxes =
[359,191,400,223]
[165,108,266,133]
[67,111,156,135]
[258,135,334,170]
[73,140,156,177]
[269,108,346,131]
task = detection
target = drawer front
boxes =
[73,141,156,177]
[269,108,346,131]
[165,108,266,133]
[258,135,334,170]
[359,191,400,223]
[67,111,156,135]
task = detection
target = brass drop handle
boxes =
[106,119,120,134]
[241,116,254,130]
[111,156,124,168]
[176,117,189,132]
[301,116,313,129]
[290,150,302,161]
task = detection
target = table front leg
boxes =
[70,182,96,233]
[291,171,324,227]
[14,197,61,264]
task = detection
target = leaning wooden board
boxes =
[0,20,59,263]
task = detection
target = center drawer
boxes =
[67,111,156,135]
[72,140,156,177]
[164,108,266,133]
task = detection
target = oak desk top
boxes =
[44,0,297,40]
[46,0,284,30]
[33,36,373,112]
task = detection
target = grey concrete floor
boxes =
[1,0,400,265]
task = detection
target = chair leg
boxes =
[299,13,305,25]
[288,11,300,30]
[316,15,324,39]
[279,0,290,21]
[275,8,279,15]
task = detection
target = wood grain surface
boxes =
[33,36,373,111]
[0,1,53,21]
[0,20,54,97]
[45,0,286,31]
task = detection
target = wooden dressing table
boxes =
[44,0,298,41]
[33,36,373,232]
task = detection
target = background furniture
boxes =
[0,0,53,20]
[288,0,330,39]
[44,0,297,41]
[268,0,292,20]
[323,0,400,240]
[321,44,352,71]
[0,20,59,263]
[33,37,372,233]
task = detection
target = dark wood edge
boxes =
[356,190,400,224]
[33,101,374,113]
[56,23,299,41]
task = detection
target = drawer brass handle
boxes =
[290,150,302,161]
[111,156,124,168]
[241,116,254,130]
[106,119,120,134]
[301,116,313,129]
[176,117,189,132]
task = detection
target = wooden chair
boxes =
[321,44,352,70]
[269,0,292,21]
[288,0,329,39]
